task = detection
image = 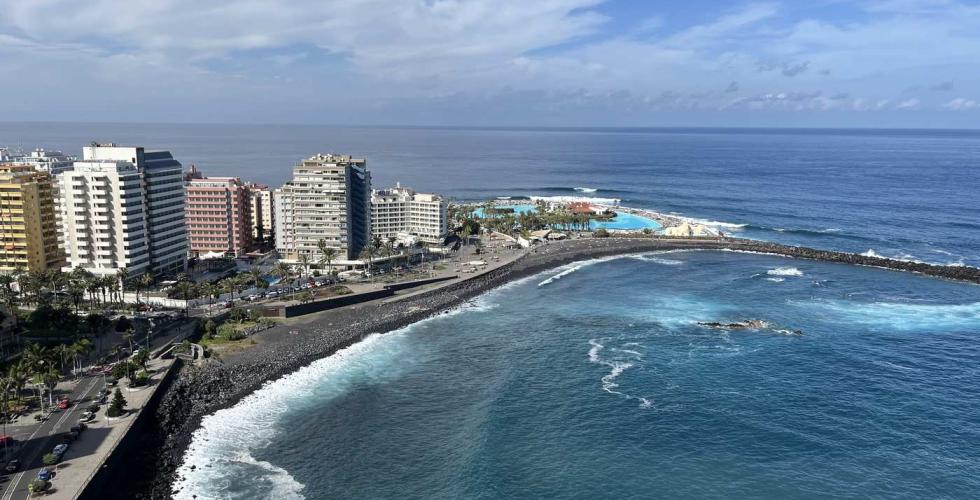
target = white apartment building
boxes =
[274,154,371,262]
[57,161,151,276]
[82,144,187,275]
[248,185,274,241]
[371,183,448,245]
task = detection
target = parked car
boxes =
[59,432,74,444]
[71,423,86,434]
[36,468,52,481]
[57,398,70,410]
[53,444,68,458]
[4,459,20,473]
[87,404,100,413]
[79,412,95,423]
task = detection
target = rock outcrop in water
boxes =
[698,319,771,329]
[111,236,979,499]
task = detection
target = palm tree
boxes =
[297,254,311,280]
[139,273,154,305]
[200,282,218,313]
[359,248,374,271]
[122,328,136,355]
[271,262,292,296]
[7,364,28,402]
[317,239,337,276]
[116,268,130,303]
[41,367,59,408]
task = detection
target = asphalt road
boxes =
[0,375,103,500]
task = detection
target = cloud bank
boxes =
[1,0,978,126]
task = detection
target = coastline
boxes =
[117,236,980,499]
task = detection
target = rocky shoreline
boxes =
[117,237,980,499]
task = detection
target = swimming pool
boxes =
[590,212,662,230]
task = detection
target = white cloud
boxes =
[0,0,979,125]
[942,97,979,110]
[896,98,922,110]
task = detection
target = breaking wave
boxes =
[767,267,804,277]
[588,339,651,408]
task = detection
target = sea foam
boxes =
[767,267,804,277]
[174,330,418,499]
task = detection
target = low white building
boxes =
[371,183,447,245]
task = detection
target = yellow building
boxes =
[0,164,64,273]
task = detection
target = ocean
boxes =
[3,124,980,498]
[2,124,978,266]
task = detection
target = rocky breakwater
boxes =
[120,237,980,499]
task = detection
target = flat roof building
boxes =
[186,175,254,257]
[56,161,150,277]
[371,183,448,245]
[81,143,187,276]
[275,154,371,262]
[0,165,64,274]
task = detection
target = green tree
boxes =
[133,348,150,371]
[358,247,374,271]
[139,273,154,305]
[42,453,58,466]
[107,387,127,417]
[317,239,337,276]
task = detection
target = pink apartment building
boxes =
[185,175,254,257]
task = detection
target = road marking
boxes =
[1,377,99,500]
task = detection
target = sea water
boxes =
[174,251,980,499]
[2,125,978,265]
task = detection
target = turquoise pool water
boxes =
[475,205,659,230]
[591,212,662,230]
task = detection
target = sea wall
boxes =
[119,237,979,499]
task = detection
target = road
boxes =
[0,375,103,500]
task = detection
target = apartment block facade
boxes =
[371,184,448,245]
[81,144,187,275]
[0,165,64,274]
[274,154,371,261]
[56,161,151,276]
[247,184,273,242]
[186,176,254,257]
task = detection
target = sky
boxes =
[1,0,979,128]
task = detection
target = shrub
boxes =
[227,307,248,323]
[593,228,611,238]
[132,370,149,387]
[111,362,130,381]
[247,309,261,322]
[642,228,653,235]
[28,479,48,494]
[203,319,217,339]
[217,323,245,341]
[42,453,58,466]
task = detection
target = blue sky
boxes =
[1,0,979,127]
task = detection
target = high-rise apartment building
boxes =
[81,144,187,275]
[274,154,371,262]
[186,175,254,257]
[371,184,448,245]
[56,161,150,276]
[0,165,64,274]
[247,184,273,242]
